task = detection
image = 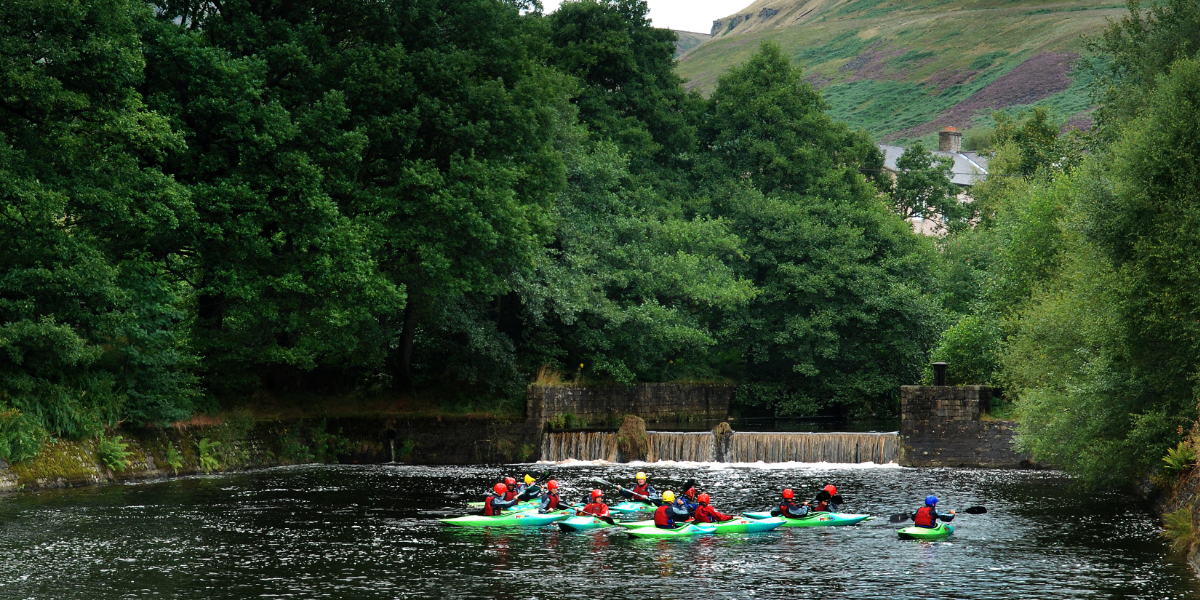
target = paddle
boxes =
[591,477,663,506]
[889,506,987,523]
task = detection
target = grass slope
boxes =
[674,30,713,57]
[678,0,1124,143]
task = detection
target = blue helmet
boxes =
[925,495,938,506]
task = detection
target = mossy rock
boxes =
[616,415,648,462]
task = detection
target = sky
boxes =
[540,0,753,34]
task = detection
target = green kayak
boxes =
[557,515,614,531]
[621,517,783,534]
[439,510,570,528]
[609,501,657,514]
[897,523,954,540]
[742,511,871,527]
[466,499,538,511]
[625,523,717,538]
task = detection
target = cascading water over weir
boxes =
[540,430,898,464]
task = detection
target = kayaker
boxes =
[653,491,691,529]
[618,472,659,506]
[578,489,610,517]
[772,488,811,519]
[680,481,700,516]
[516,474,542,501]
[502,477,520,502]
[484,483,519,516]
[539,480,562,513]
[813,484,839,513]
[911,495,956,528]
[693,493,734,524]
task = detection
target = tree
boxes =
[889,142,966,232]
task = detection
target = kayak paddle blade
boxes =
[889,513,912,523]
[815,490,831,502]
[964,506,988,514]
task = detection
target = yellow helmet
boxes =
[636,472,647,481]
[662,490,675,503]
[524,474,535,485]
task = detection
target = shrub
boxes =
[197,438,222,473]
[924,314,1002,385]
[0,409,46,463]
[165,442,184,475]
[1163,505,1198,555]
[97,436,132,472]
[1163,441,1197,478]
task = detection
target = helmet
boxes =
[494,483,507,495]
[824,484,838,496]
[505,477,516,486]
[662,491,675,503]
[698,493,710,504]
[685,487,696,498]
[524,474,535,485]
[547,480,559,490]
[782,489,794,499]
[591,489,603,500]
[636,471,647,481]
[925,495,938,506]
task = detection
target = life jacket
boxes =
[543,492,560,510]
[814,500,830,512]
[484,496,502,516]
[778,500,804,519]
[503,488,520,502]
[632,482,651,497]
[582,502,608,517]
[654,505,674,528]
[914,506,936,528]
[694,504,727,524]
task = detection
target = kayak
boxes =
[898,523,954,540]
[625,523,717,538]
[440,510,570,528]
[621,517,783,534]
[742,511,871,527]
[558,516,615,531]
[466,499,538,510]
[608,501,657,514]
[710,516,785,534]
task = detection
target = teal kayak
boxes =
[557,515,614,531]
[742,511,871,527]
[625,523,716,538]
[440,510,570,528]
[898,523,954,540]
[710,516,785,533]
[466,499,538,511]
[609,501,657,514]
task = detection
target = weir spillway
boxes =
[540,430,898,464]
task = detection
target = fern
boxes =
[198,438,222,473]
[165,442,184,475]
[97,436,132,472]
[1162,442,1197,477]
[1163,505,1198,555]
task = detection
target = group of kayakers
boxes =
[483,472,955,530]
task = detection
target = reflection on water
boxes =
[0,464,1195,599]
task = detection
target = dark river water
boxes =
[0,463,1195,599]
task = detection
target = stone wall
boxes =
[527,383,733,430]
[900,385,1033,468]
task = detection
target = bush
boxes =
[165,442,184,475]
[1163,505,1198,555]
[197,438,222,473]
[925,315,1002,385]
[0,409,46,463]
[97,436,132,472]
[1163,441,1197,478]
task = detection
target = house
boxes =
[878,127,990,235]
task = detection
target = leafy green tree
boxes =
[0,0,199,438]
[889,142,967,232]
[699,43,944,417]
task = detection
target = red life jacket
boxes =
[503,488,519,502]
[484,496,501,516]
[654,505,672,527]
[544,492,560,510]
[779,500,802,518]
[914,506,936,528]
[694,504,729,523]
[632,482,651,497]
[814,500,830,512]
[582,502,608,517]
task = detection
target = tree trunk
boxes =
[396,299,420,389]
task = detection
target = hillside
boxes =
[677,0,1125,144]
[674,30,713,56]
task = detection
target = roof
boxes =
[878,144,989,186]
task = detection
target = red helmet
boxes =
[547,480,559,490]
[591,489,603,500]
[824,484,837,496]
[698,493,710,504]
[494,483,507,495]
[505,477,516,486]
[782,488,794,499]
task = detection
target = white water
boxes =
[540,430,900,464]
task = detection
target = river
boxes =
[0,463,1195,598]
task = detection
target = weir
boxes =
[540,430,898,463]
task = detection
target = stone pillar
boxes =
[900,385,1033,468]
[939,127,962,152]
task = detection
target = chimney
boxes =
[939,127,962,152]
